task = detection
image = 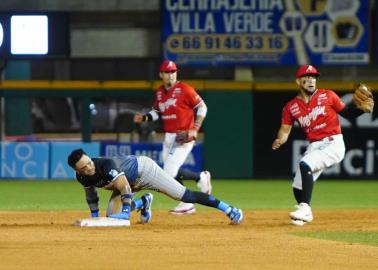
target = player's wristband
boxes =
[142,114,153,122]
[91,210,99,218]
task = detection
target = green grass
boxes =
[0,179,377,210]
[294,231,378,247]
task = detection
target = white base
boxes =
[75,217,130,227]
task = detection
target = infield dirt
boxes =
[1,209,378,270]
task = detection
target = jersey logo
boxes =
[289,103,301,116]
[317,93,328,105]
[161,114,177,120]
[306,65,315,73]
[313,123,327,130]
[172,88,181,98]
[109,169,119,178]
[298,105,326,127]
[159,98,177,112]
[173,88,181,95]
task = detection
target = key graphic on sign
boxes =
[279,8,308,65]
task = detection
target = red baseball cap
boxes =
[295,64,320,78]
[160,60,178,72]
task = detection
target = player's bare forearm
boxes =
[272,124,292,150]
[115,176,132,194]
[189,114,205,139]
[84,186,99,212]
[190,114,205,139]
[105,176,132,196]
[194,115,204,129]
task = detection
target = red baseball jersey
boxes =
[281,89,345,142]
[153,81,203,132]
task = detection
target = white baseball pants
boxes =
[161,132,195,178]
[292,134,345,189]
[106,156,187,216]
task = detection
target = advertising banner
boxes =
[50,142,100,179]
[1,142,49,179]
[101,142,203,173]
[254,91,378,179]
[162,0,369,65]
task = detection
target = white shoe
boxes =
[197,171,212,194]
[290,219,307,226]
[289,203,313,222]
[170,202,196,215]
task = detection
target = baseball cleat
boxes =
[290,219,307,226]
[140,193,153,224]
[109,211,130,220]
[197,171,212,194]
[170,202,196,215]
[227,207,243,225]
[289,203,313,222]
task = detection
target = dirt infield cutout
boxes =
[0,209,377,270]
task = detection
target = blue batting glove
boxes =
[91,210,99,218]
[109,205,130,220]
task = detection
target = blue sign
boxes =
[101,143,203,173]
[50,142,100,179]
[1,142,49,179]
[162,0,369,65]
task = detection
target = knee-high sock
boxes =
[175,168,200,183]
[293,188,302,204]
[181,189,232,213]
[181,189,219,207]
[299,161,313,204]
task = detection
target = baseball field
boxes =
[0,179,377,270]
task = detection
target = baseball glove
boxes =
[353,83,374,113]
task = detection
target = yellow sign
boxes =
[332,16,363,47]
[296,0,327,15]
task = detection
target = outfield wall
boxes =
[0,142,203,179]
[1,81,377,179]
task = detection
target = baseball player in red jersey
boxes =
[134,60,211,215]
[272,64,373,226]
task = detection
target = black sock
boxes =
[299,161,313,204]
[293,188,302,204]
[175,168,201,182]
[181,189,219,208]
[131,200,135,211]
